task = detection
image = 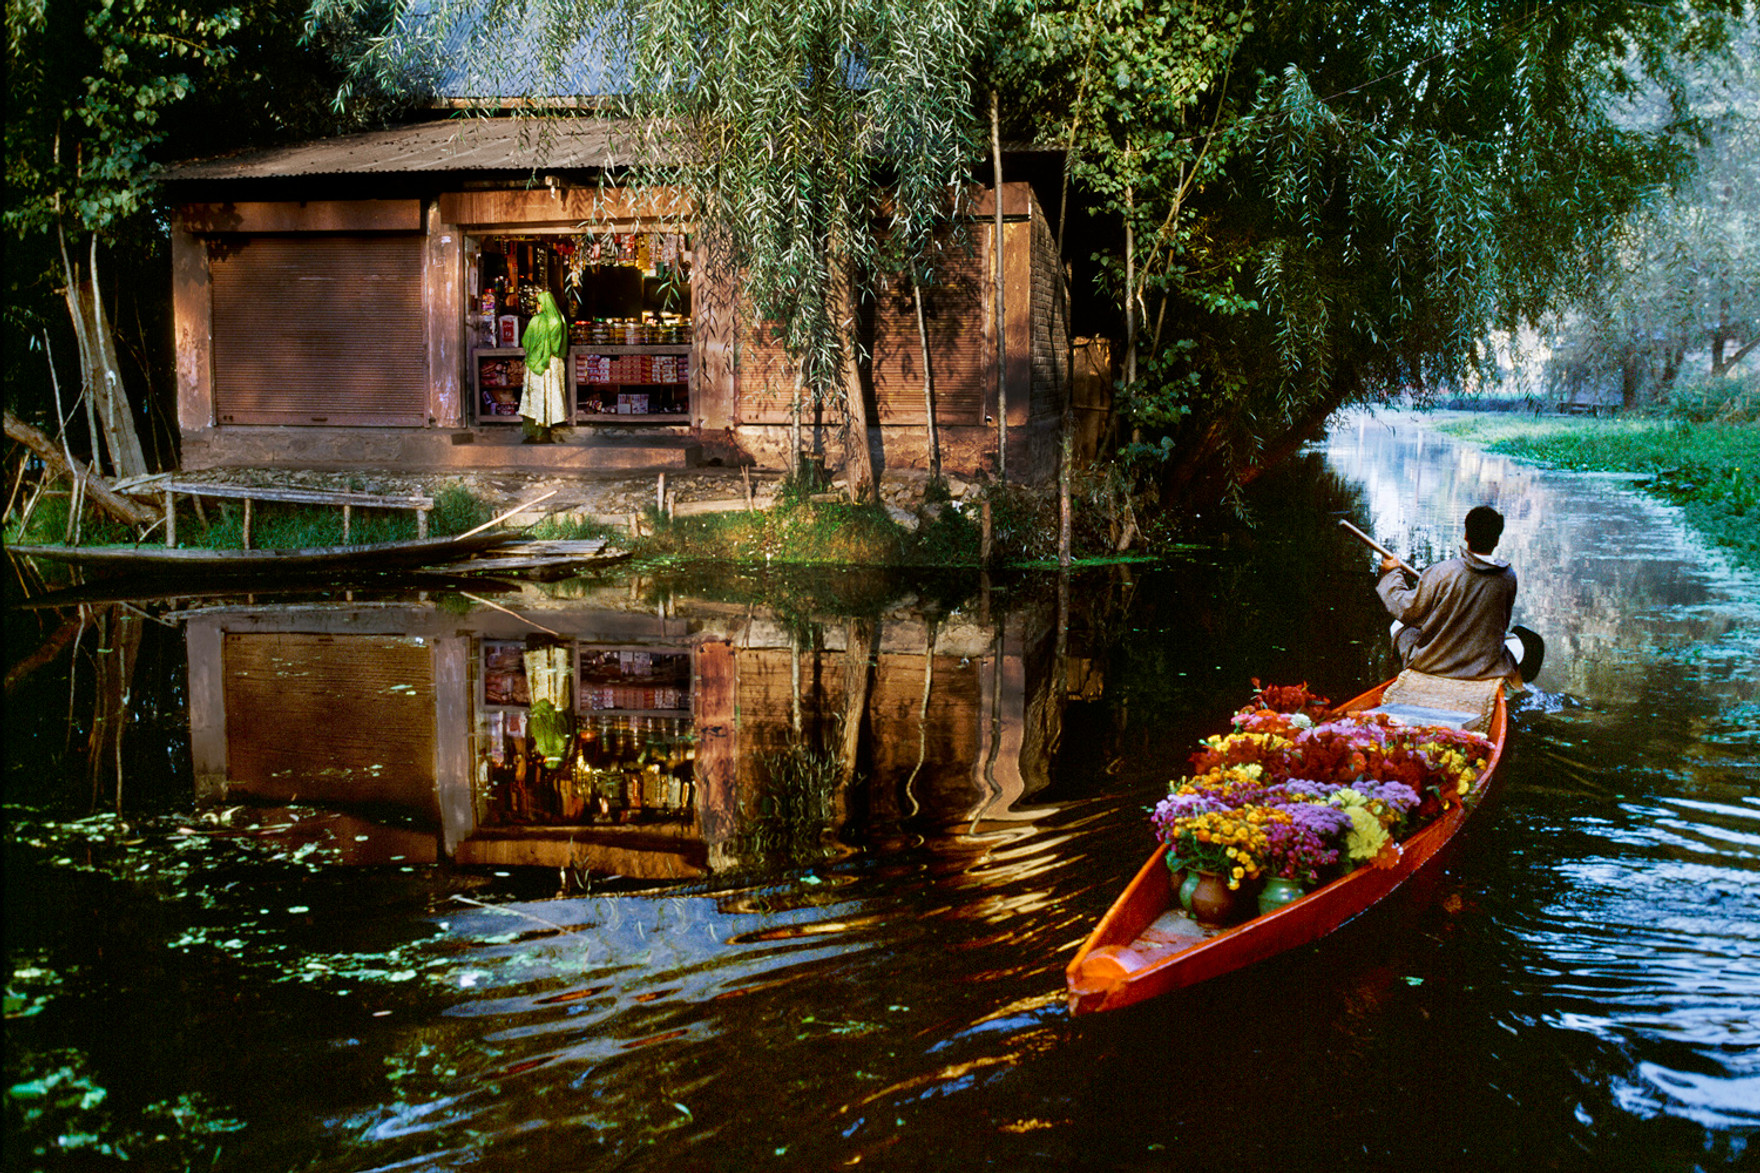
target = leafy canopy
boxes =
[1000,0,1751,503]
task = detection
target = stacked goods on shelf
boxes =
[581,685,687,712]
[574,354,691,384]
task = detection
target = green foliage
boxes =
[1663,371,1760,423]
[4,0,241,242]
[1544,35,1759,406]
[728,743,843,872]
[525,511,617,540]
[4,494,135,547]
[427,482,494,535]
[638,498,907,566]
[193,500,420,548]
[1000,0,1752,511]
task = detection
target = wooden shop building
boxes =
[163,117,1077,481]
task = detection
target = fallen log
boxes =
[4,410,159,530]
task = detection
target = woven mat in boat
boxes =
[1379,670,1502,733]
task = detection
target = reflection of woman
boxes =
[522,641,573,768]
[520,290,568,443]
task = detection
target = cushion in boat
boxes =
[1372,669,1503,733]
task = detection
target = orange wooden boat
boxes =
[1066,680,1508,1015]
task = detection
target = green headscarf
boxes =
[521,290,566,371]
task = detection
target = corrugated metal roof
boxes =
[160,117,648,182]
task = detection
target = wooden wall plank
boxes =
[180,200,422,234]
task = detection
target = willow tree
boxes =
[5,0,244,479]
[322,0,988,500]
[1000,0,1752,512]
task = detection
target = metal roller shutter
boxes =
[211,235,427,426]
[222,632,437,814]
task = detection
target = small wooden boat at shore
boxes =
[7,530,522,577]
[1066,679,1508,1015]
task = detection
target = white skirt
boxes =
[521,356,568,429]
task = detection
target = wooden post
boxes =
[164,490,176,548]
[417,509,429,539]
[991,90,1007,483]
[342,504,352,542]
[657,472,666,514]
[981,498,993,565]
[242,498,253,550]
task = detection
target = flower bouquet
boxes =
[1150,686,1493,909]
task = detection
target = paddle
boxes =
[1337,518,1547,684]
[1336,518,1417,576]
[457,490,560,539]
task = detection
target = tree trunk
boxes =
[61,233,148,480]
[1123,184,1137,388]
[4,410,159,529]
[830,617,878,837]
[833,260,876,503]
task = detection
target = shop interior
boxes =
[469,231,693,425]
[478,638,696,829]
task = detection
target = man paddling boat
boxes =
[1376,505,1519,680]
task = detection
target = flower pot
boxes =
[1187,871,1251,927]
[1257,877,1305,917]
[1178,869,1202,913]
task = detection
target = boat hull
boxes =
[8,531,519,577]
[1065,681,1508,1015]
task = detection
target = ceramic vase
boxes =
[1257,876,1305,917]
[1187,871,1248,927]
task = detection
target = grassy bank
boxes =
[630,494,978,567]
[1432,415,1760,572]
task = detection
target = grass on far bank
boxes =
[1432,415,1760,572]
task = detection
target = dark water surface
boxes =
[5,414,1756,1171]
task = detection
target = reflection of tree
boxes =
[728,743,844,873]
[6,603,146,811]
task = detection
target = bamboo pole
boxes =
[458,489,560,539]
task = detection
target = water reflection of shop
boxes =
[183,590,1060,879]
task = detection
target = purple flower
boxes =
[1350,780,1421,813]
[1286,801,1353,840]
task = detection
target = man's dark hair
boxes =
[1465,505,1504,553]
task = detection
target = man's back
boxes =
[1377,549,1517,678]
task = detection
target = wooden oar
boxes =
[458,490,559,539]
[1337,519,1417,577]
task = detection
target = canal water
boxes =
[5,413,1756,1171]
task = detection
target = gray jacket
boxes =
[1377,548,1518,679]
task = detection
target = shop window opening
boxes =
[469,231,693,426]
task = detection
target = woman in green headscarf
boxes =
[520,290,568,442]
